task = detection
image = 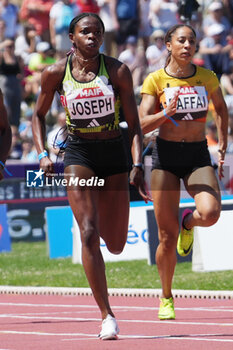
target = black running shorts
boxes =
[151,136,212,179]
[64,134,129,178]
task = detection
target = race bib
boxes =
[66,86,115,120]
[164,86,208,113]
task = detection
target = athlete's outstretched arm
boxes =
[113,61,152,202]
[139,91,179,134]
[211,86,229,179]
[32,61,65,174]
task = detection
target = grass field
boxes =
[0,241,233,291]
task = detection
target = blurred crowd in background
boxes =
[0,0,233,163]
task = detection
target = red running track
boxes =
[0,293,233,350]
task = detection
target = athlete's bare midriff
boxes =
[158,120,206,142]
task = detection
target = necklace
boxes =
[73,51,100,74]
[73,52,100,75]
[74,51,100,62]
[78,66,85,75]
[166,65,194,77]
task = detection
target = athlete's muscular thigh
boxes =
[98,173,129,254]
[65,165,99,236]
[184,166,220,200]
[151,169,180,240]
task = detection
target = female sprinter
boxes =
[139,24,228,320]
[32,13,149,340]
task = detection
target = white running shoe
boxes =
[98,314,119,340]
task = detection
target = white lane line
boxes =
[0,303,98,309]
[0,315,233,327]
[0,311,96,318]
[1,330,233,344]
[166,337,233,343]
[0,330,97,337]
[63,337,233,344]
[1,303,233,313]
[119,334,233,343]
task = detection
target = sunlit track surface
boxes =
[0,288,233,350]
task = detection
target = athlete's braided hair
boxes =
[69,12,105,34]
[164,24,196,67]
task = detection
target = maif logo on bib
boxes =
[66,86,115,120]
[164,86,208,113]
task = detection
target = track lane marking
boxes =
[1,302,233,313]
[0,315,233,327]
[1,330,233,344]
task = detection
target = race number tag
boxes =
[164,86,208,113]
[66,86,115,120]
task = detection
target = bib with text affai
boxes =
[163,86,208,121]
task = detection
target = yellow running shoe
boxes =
[158,297,175,320]
[177,209,194,257]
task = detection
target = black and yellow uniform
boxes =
[62,54,128,177]
[141,66,219,123]
[60,53,121,133]
[141,66,218,178]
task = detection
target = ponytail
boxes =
[164,51,171,68]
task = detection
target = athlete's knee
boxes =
[105,241,125,255]
[199,207,220,227]
[159,227,179,251]
[81,224,99,252]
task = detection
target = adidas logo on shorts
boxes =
[181,113,193,120]
[87,119,100,127]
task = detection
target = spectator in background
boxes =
[0,88,11,181]
[8,127,22,160]
[205,121,219,154]
[0,18,6,42]
[97,0,115,56]
[76,0,99,13]
[202,1,231,37]
[222,0,233,26]
[227,29,233,60]
[226,115,233,153]
[110,0,140,55]
[149,0,178,33]
[26,41,56,100]
[47,111,67,162]
[0,0,19,39]
[199,23,231,80]
[221,61,233,116]
[145,29,166,73]
[28,41,56,73]
[20,0,54,43]
[0,39,23,129]
[138,0,153,51]
[21,136,37,162]
[18,107,33,139]
[15,23,41,65]
[50,0,79,58]
[118,35,147,91]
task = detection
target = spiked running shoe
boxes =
[158,297,175,320]
[98,314,119,340]
[177,209,194,257]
